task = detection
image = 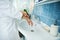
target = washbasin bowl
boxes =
[17,19,60,40]
[17,19,40,32]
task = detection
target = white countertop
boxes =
[17,19,60,40]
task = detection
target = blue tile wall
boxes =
[58,27,60,33]
[32,1,60,33]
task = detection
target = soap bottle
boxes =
[50,20,58,37]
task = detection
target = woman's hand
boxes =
[27,19,33,26]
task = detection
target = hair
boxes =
[24,9,28,14]
[24,9,31,19]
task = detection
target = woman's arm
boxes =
[20,11,33,26]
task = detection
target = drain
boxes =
[31,30,34,32]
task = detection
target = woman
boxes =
[0,0,34,40]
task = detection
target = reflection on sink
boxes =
[19,20,35,32]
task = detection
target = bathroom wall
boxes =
[32,1,60,32]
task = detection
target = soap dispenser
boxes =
[50,20,58,37]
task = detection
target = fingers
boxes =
[27,19,33,26]
[29,20,33,26]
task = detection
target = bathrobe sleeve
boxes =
[13,0,28,11]
[10,0,27,20]
[0,0,23,20]
[10,0,34,20]
[10,5,23,20]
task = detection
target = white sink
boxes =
[17,19,60,40]
[17,19,40,32]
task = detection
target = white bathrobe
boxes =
[0,0,24,40]
[0,0,34,40]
